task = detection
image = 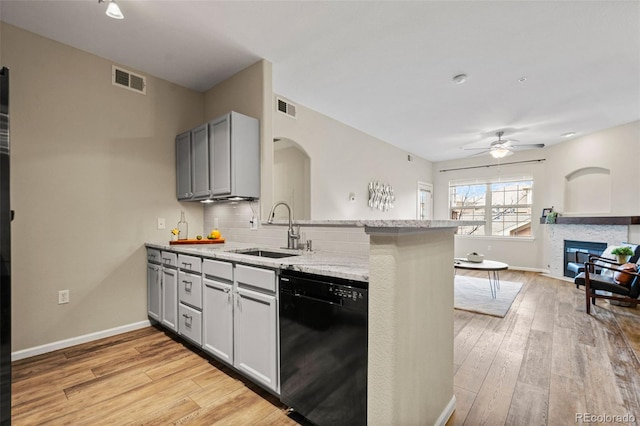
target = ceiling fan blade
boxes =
[511,143,545,149]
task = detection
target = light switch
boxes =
[157,217,166,230]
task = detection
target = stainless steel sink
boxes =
[232,249,300,259]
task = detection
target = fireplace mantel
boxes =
[540,216,640,225]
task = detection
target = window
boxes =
[449,178,533,237]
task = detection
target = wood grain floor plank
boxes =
[453,315,491,369]
[144,351,213,381]
[551,325,580,381]
[126,397,202,426]
[446,386,476,426]
[548,373,587,425]
[463,348,524,426]
[516,329,552,389]
[73,378,204,426]
[531,283,556,333]
[505,381,548,426]
[454,330,503,393]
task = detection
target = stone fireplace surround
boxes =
[543,216,640,279]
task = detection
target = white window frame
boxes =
[449,177,533,238]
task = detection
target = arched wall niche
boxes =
[272,137,311,220]
[564,167,611,214]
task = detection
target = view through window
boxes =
[449,178,533,236]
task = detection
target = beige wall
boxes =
[2,24,204,351]
[273,98,433,220]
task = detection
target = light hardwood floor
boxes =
[11,271,640,425]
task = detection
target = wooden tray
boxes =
[169,238,225,245]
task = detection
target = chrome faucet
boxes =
[267,202,300,249]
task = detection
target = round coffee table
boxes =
[454,259,509,298]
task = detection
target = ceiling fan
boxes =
[464,131,545,158]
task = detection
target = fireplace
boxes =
[564,240,607,278]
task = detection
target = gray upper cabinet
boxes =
[209,116,231,196]
[191,124,210,199]
[209,111,260,200]
[175,111,260,202]
[175,131,192,200]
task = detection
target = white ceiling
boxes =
[1,1,639,162]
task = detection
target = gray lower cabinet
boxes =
[161,267,178,332]
[234,285,277,392]
[147,249,162,322]
[147,250,278,394]
[177,255,203,345]
[146,263,161,322]
[202,259,278,393]
[234,264,278,393]
[178,303,203,346]
[203,276,234,364]
[160,251,178,332]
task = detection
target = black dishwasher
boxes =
[279,270,368,426]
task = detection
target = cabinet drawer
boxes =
[147,248,161,264]
[179,271,202,309]
[161,251,178,268]
[203,259,233,281]
[178,254,202,273]
[235,264,276,293]
[178,303,202,346]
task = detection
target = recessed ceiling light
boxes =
[452,74,468,84]
[561,132,576,138]
[518,76,527,83]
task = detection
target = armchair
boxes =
[574,255,640,314]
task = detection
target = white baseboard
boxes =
[11,320,152,362]
[436,395,457,426]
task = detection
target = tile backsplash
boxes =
[204,202,369,255]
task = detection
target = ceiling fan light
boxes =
[106,0,124,19]
[490,147,510,159]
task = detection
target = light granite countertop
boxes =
[264,219,483,231]
[147,220,483,282]
[145,241,369,282]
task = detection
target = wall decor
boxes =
[368,181,395,211]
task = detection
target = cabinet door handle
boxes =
[182,280,192,291]
[223,287,231,293]
[162,258,171,263]
[182,262,192,269]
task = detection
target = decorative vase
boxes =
[616,255,631,264]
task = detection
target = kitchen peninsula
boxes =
[147,219,479,425]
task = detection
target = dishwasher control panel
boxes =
[330,286,365,302]
[280,271,368,311]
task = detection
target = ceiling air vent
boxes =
[276,97,297,119]
[112,65,146,95]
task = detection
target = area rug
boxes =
[454,275,523,317]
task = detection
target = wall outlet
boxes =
[157,217,166,230]
[213,217,219,228]
[487,245,492,251]
[58,290,70,305]
[250,216,258,230]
